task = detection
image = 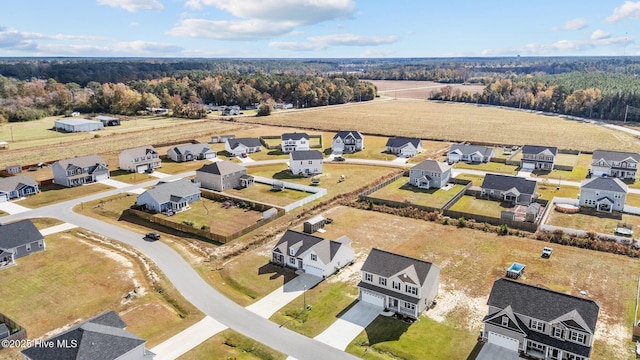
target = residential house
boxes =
[136,178,200,214]
[289,150,323,175]
[95,115,120,126]
[590,150,640,180]
[281,133,310,153]
[385,137,423,157]
[271,229,354,278]
[52,154,110,187]
[332,131,364,154]
[409,160,452,189]
[54,118,104,132]
[195,161,253,192]
[167,143,216,162]
[481,174,538,205]
[0,219,45,269]
[521,145,558,171]
[118,146,161,173]
[224,138,262,157]
[447,144,494,163]
[0,174,39,202]
[0,323,8,339]
[481,278,599,360]
[358,248,440,320]
[579,177,628,213]
[22,310,155,360]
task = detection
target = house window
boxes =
[289,248,295,256]
[392,281,400,290]
[530,320,545,332]
[501,316,509,327]
[308,161,313,164]
[38,241,43,248]
[289,257,296,265]
[404,302,416,310]
[26,245,31,251]
[379,277,387,286]
[569,331,586,344]
[528,341,546,351]
[405,285,418,296]
[365,273,373,282]
[311,254,317,261]
[553,327,564,338]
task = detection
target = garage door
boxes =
[0,193,7,203]
[522,162,535,170]
[360,290,384,308]
[136,165,149,173]
[205,152,216,159]
[304,264,324,277]
[95,172,109,181]
[487,332,519,352]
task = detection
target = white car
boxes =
[542,247,553,258]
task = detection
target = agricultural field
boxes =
[240,99,640,153]
[368,177,466,209]
[369,80,485,99]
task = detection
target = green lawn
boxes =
[555,153,580,168]
[18,182,113,208]
[369,177,465,208]
[159,159,211,174]
[245,149,290,161]
[626,193,640,208]
[448,195,511,217]
[546,210,640,236]
[29,217,65,229]
[109,170,156,184]
[178,329,285,360]
[224,183,309,206]
[454,174,485,186]
[453,161,518,175]
[537,153,591,182]
[536,183,580,201]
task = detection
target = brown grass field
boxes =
[369,80,486,99]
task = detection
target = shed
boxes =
[525,203,542,222]
[95,115,120,126]
[304,215,326,234]
[55,118,104,132]
[220,135,236,143]
[211,136,220,143]
[0,142,8,150]
[5,165,22,175]
[263,208,278,220]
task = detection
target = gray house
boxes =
[52,155,110,187]
[289,150,324,175]
[22,310,155,360]
[481,278,599,360]
[167,143,216,162]
[590,150,640,180]
[224,138,262,157]
[521,145,558,171]
[136,178,201,214]
[481,174,538,205]
[195,161,253,192]
[385,137,423,157]
[447,144,494,163]
[579,177,628,213]
[0,174,39,202]
[119,146,161,173]
[409,160,452,189]
[332,131,364,154]
[358,248,440,320]
[0,219,45,269]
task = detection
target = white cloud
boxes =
[269,33,399,51]
[168,19,296,40]
[553,18,588,31]
[482,35,630,55]
[606,1,640,23]
[0,28,104,50]
[97,0,163,12]
[130,22,140,27]
[591,29,610,40]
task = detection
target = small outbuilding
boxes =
[55,118,104,132]
[304,215,326,234]
[95,115,120,126]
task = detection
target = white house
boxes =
[224,138,262,157]
[54,118,104,132]
[281,133,310,153]
[579,177,628,213]
[447,144,494,163]
[289,150,323,175]
[521,145,558,170]
[167,143,216,162]
[118,146,161,173]
[385,137,423,157]
[332,131,364,154]
[136,178,201,214]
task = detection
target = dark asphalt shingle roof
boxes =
[487,278,600,333]
[449,144,494,156]
[0,219,43,250]
[411,159,451,173]
[333,131,363,140]
[522,145,558,156]
[592,150,640,163]
[282,133,309,140]
[272,230,349,264]
[527,328,592,357]
[290,150,323,161]
[481,174,537,195]
[197,161,246,176]
[119,146,157,159]
[273,230,325,256]
[360,248,436,287]
[56,155,107,170]
[580,177,628,193]
[139,178,200,204]
[0,174,38,193]
[228,138,262,149]
[385,137,421,148]
[170,143,214,156]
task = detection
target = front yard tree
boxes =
[257,104,271,116]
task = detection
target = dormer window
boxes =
[289,248,295,256]
[553,327,564,338]
[530,319,545,332]
[501,316,509,327]
[311,254,317,261]
[365,273,373,282]
[379,277,387,286]
[569,331,586,344]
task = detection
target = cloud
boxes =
[482,35,630,55]
[0,28,104,50]
[269,33,399,51]
[172,0,355,40]
[97,0,163,12]
[591,29,610,40]
[553,18,588,31]
[606,1,640,23]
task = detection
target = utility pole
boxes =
[303,284,307,311]
[625,105,629,124]
[10,126,14,142]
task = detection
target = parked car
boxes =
[144,168,154,174]
[541,247,553,258]
[333,156,346,162]
[145,233,161,241]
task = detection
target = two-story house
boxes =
[332,131,364,154]
[167,143,216,162]
[521,145,558,171]
[118,146,161,173]
[358,248,440,320]
[579,177,628,213]
[447,144,495,163]
[52,155,110,187]
[224,138,262,157]
[385,137,423,158]
[0,174,38,202]
[481,278,599,360]
[590,150,640,180]
[281,133,310,153]
[136,178,201,214]
[289,150,323,175]
[0,219,45,269]
[271,229,355,278]
[409,160,452,189]
[481,174,538,205]
[195,161,253,192]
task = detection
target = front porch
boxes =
[385,297,418,319]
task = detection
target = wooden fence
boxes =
[359,171,406,198]
[0,312,27,349]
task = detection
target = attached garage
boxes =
[94,172,109,181]
[136,165,149,173]
[0,193,7,203]
[304,264,324,278]
[521,162,535,170]
[360,290,385,308]
[487,332,519,352]
[204,152,216,159]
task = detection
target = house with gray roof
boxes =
[579,177,628,213]
[167,143,216,162]
[385,137,423,158]
[136,178,200,214]
[332,131,364,154]
[281,133,310,153]
[409,160,452,189]
[224,138,262,157]
[0,174,38,202]
[95,115,120,126]
[481,174,538,205]
[195,161,253,192]
[481,278,599,360]
[0,219,45,269]
[590,150,640,180]
[271,229,354,278]
[118,146,161,173]
[22,310,154,360]
[52,155,110,187]
[289,150,323,175]
[521,145,558,171]
[358,248,439,319]
[447,144,494,163]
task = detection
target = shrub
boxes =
[499,224,509,235]
[457,217,466,228]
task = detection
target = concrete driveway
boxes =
[40,223,78,236]
[246,273,322,319]
[150,316,227,360]
[0,201,31,215]
[313,301,382,350]
[476,343,521,360]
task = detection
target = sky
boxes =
[1,0,639,58]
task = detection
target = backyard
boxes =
[453,161,518,175]
[448,195,512,217]
[368,177,466,208]
[224,182,310,207]
[546,209,640,236]
[17,182,113,208]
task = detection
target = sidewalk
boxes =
[150,316,228,360]
[40,223,78,236]
[245,273,322,319]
